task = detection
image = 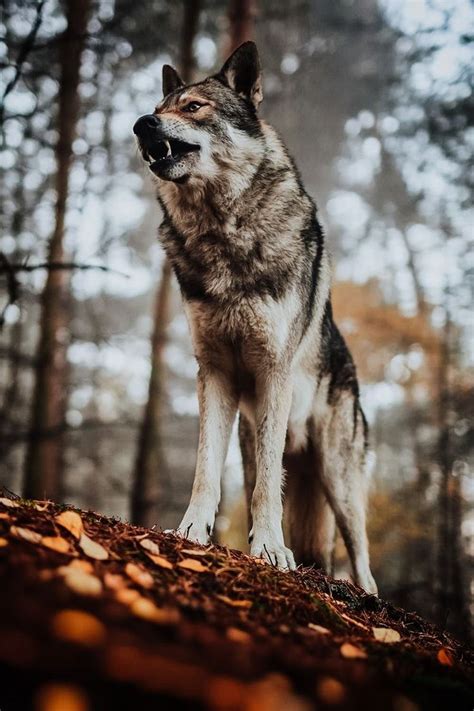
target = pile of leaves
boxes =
[0,494,472,711]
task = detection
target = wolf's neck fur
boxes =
[157,123,308,243]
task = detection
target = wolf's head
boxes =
[133,42,265,184]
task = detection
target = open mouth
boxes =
[144,138,200,169]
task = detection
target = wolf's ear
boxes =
[162,64,184,97]
[219,41,263,108]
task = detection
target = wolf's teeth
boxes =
[164,140,172,157]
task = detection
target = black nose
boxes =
[133,113,160,138]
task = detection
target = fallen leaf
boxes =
[178,558,209,573]
[180,548,209,556]
[146,553,173,570]
[79,533,108,560]
[226,627,251,643]
[130,597,179,624]
[104,573,127,590]
[10,525,42,544]
[51,609,106,646]
[308,623,331,635]
[62,569,102,597]
[139,538,161,556]
[437,648,454,666]
[56,511,83,540]
[125,562,154,589]
[372,627,401,643]
[0,513,10,519]
[115,587,141,605]
[0,537,8,547]
[33,502,50,512]
[41,537,71,554]
[67,559,94,574]
[35,683,89,711]
[340,612,370,631]
[217,595,252,609]
[0,498,19,508]
[317,677,346,705]
[340,643,367,660]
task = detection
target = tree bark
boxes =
[131,1,201,526]
[226,0,256,54]
[435,306,470,639]
[23,0,91,499]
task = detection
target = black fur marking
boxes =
[302,213,324,335]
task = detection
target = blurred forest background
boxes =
[0,0,472,641]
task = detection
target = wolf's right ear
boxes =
[162,64,184,97]
[219,41,263,108]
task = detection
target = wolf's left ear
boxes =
[162,64,184,97]
[219,41,263,108]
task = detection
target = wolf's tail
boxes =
[283,440,336,572]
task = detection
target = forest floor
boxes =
[0,492,472,711]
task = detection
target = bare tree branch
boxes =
[0,0,47,131]
[0,252,129,329]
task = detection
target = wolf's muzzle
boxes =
[133,113,200,172]
[133,113,160,141]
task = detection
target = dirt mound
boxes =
[0,494,472,710]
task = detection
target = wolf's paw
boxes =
[176,514,212,545]
[250,537,296,571]
[360,573,378,596]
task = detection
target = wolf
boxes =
[133,42,377,593]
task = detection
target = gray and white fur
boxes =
[133,42,377,594]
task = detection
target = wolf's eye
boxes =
[183,101,203,113]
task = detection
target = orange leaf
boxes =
[51,609,106,646]
[67,559,94,574]
[130,597,180,625]
[56,511,83,540]
[317,677,346,705]
[62,569,102,597]
[0,537,8,547]
[125,562,154,589]
[147,553,173,570]
[340,643,367,660]
[437,648,454,666]
[35,683,89,711]
[177,558,208,573]
[104,573,127,590]
[33,502,50,512]
[79,533,108,561]
[180,548,209,556]
[216,595,252,609]
[139,538,161,556]
[41,537,71,554]
[10,525,42,544]
[308,623,331,635]
[0,513,10,519]
[115,587,141,605]
[226,627,251,643]
[0,498,19,508]
[372,627,401,643]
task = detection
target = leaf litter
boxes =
[0,494,472,710]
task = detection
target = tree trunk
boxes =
[435,307,470,638]
[131,1,201,526]
[226,0,256,53]
[23,0,91,500]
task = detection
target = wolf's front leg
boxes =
[250,370,296,570]
[178,368,237,544]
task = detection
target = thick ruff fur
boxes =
[133,42,377,593]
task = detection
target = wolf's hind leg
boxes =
[284,442,336,573]
[238,414,256,535]
[313,395,377,594]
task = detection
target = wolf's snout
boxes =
[133,114,160,140]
